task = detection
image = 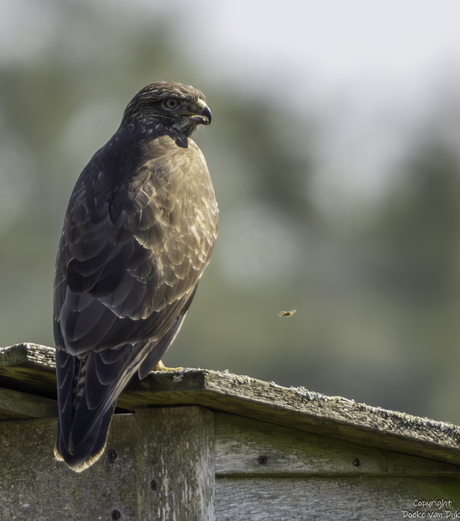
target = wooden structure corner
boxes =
[1,343,460,520]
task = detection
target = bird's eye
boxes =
[164,98,180,110]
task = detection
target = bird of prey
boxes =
[53,81,218,472]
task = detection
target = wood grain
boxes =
[214,413,460,477]
[0,406,214,521]
[2,343,460,470]
[0,387,57,420]
[215,477,460,521]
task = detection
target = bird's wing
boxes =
[53,136,217,470]
[54,136,217,356]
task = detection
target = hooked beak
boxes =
[189,99,212,125]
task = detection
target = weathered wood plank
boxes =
[0,387,57,420]
[215,477,460,521]
[134,406,215,521]
[2,343,460,468]
[214,413,460,477]
[0,406,215,521]
[0,343,55,369]
[126,370,460,467]
[0,343,56,399]
[0,416,139,521]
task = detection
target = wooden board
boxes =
[213,413,460,519]
[2,343,460,468]
[0,387,57,420]
[215,477,460,521]
[1,402,460,520]
[214,413,460,477]
[0,406,214,521]
[0,343,56,399]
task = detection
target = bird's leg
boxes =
[153,360,183,371]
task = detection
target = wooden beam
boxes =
[215,477,460,520]
[0,406,215,520]
[0,387,57,420]
[2,343,460,468]
[214,413,460,477]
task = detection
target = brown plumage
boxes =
[53,81,218,472]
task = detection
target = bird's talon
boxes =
[154,360,183,372]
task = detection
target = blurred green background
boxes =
[2,0,460,424]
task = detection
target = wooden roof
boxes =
[1,342,460,466]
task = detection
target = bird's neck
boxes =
[97,123,191,185]
[123,117,196,148]
[97,128,148,183]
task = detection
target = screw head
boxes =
[111,509,121,520]
[258,455,268,465]
[353,458,361,467]
[107,449,117,463]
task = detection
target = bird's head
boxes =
[121,81,212,141]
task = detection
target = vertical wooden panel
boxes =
[132,406,215,521]
[0,406,215,520]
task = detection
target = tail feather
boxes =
[55,342,150,472]
[55,402,115,472]
[55,316,188,472]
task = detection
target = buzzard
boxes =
[53,81,218,472]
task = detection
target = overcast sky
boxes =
[149,1,460,98]
[4,1,460,99]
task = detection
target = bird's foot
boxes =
[154,360,183,371]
